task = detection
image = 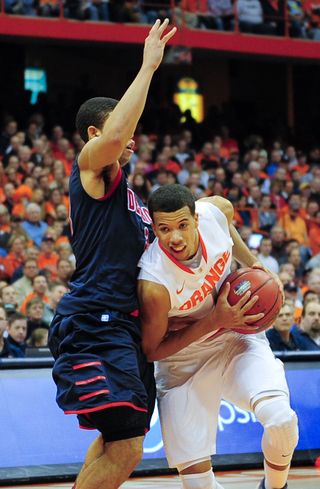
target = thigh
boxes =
[222,332,289,412]
[51,312,154,429]
[156,336,225,467]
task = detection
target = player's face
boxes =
[152,206,199,262]
[119,139,135,166]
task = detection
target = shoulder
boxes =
[197,196,234,226]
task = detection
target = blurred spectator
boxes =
[303,0,320,40]
[257,236,279,274]
[142,0,171,24]
[6,312,28,356]
[291,151,310,175]
[42,281,68,326]
[195,141,219,169]
[38,234,59,280]
[177,156,197,185]
[21,203,49,248]
[130,173,152,205]
[36,0,60,17]
[206,0,235,31]
[20,274,50,313]
[11,245,41,282]
[198,0,234,30]
[3,235,27,280]
[280,262,295,281]
[55,258,73,288]
[12,258,40,307]
[25,297,48,339]
[258,194,278,234]
[266,303,304,351]
[0,119,18,157]
[288,248,305,280]
[239,225,253,247]
[27,327,49,347]
[0,306,24,358]
[64,0,99,20]
[175,0,201,29]
[287,1,307,38]
[4,0,37,15]
[301,272,320,297]
[2,134,21,167]
[278,193,310,260]
[303,289,320,306]
[270,225,287,263]
[283,281,303,312]
[296,301,320,349]
[237,0,276,35]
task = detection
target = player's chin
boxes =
[119,150,133,166]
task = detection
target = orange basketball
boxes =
[217,268,282,333]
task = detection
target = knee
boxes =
[122,436,144,468]
[254,395,299,459]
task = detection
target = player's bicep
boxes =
[137,280,171,360]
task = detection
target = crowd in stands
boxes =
[0,101,320,359]
[3,0,320,40]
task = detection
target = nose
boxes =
[170,230,183,245]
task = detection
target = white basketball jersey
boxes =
[138,201,233,320]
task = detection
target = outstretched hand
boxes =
[143,19,177,72]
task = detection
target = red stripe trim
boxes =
[79,390,110,401]
[159,241,195,274]
[98,167,122,200]
[79,426,96,431]
[75,376,106,385]
[198,230,207,263]
[130,309,139,317]
[65,402,148,415]
[73,361,102,370]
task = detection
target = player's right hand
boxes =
[212,282,265,332]
[143,19,177,72]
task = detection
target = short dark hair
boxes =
[301,300,319,318]
[8,311,27,326]
[147,184,196,221]
[26,297,44,313]
[303,289,319,304]
[76,97,119,143]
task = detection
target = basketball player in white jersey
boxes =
[137,184,298,489]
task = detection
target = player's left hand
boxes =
[252,261,285,303]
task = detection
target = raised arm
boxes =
[79,20,176,174]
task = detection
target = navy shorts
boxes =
[48,310,155,443]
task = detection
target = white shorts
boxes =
[155,330,289,468]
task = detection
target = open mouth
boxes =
[170,245,186,255]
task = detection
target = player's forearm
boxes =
[87,66,155,172]
[102,66,155,145]
[144,317,216,362]
[230,224,259,267]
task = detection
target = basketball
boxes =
[217,267,282,334]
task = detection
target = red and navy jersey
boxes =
[57,158,154,316]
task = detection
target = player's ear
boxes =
[194,213,199,228]
[87,126,101,140]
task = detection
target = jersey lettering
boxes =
[144,227,150,250]
[179,250,231,311]
[127,188,152,225]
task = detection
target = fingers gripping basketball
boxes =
[217,268,282,333]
